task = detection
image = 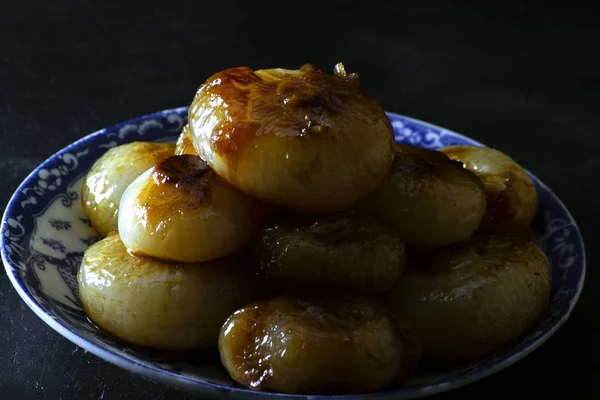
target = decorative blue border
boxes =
[1,108,586,399]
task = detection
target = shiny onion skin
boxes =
[81,141,175,237]
[440,145,538,236]
[77,232,262,351]
[252,211,406,295]
[188,63,395,213]
[118,155,261,262]
[174,124,197,155]
[358,144,486,248]
[218,296,421,395]
[386,235,551,369]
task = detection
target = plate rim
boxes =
[1,107,587,399]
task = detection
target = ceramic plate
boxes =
[1,108,586,399]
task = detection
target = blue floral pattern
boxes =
[41,238,66,253]
[49,219,72,231]
[0,108,585,399]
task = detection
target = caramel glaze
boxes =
[174,124,197,156]
[222,303,270,389]
[153,154,209,187]
[139,155,214,232]
[189,63,390,176]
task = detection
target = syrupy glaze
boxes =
[153,155,208,186]
[137,155,214,233]
[222,304,272,389]
[187,62,395,212]
[189,63,378,157]
[119,153,262,262]
[174,124,197,156]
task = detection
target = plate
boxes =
[1,107,586,399]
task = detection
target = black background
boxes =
[1,1,598,399]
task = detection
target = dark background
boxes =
[1,1,598,399]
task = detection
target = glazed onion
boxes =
[440,145,538,236]
[358,144,486,248]
[386,235,551,368]
[188,63,395,213]
[252,211,406,295]
[78,232,262,351]
[118,155,260,262]
[219,296,420,394]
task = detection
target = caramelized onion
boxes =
[78,232,262,351]
[386,235,550,368]
[188,63,395,213]
[440,145,538,236]
[358,144,486,248]
[252,211,406,295]
[118,155,261,262]
[219,296,420,394]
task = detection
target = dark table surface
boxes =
[1,1,598,399]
